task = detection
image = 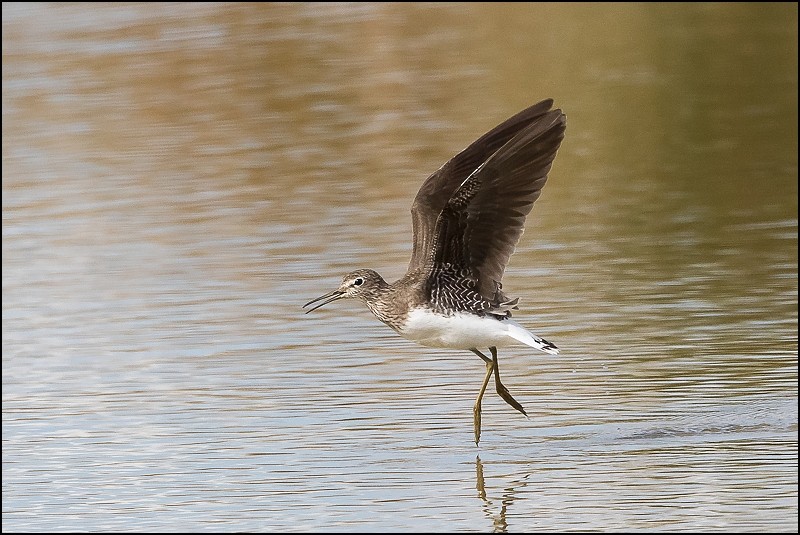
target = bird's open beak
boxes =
[303,290,345,313]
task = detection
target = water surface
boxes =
[3,3,797,532]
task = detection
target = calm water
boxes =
[2,3,797,532]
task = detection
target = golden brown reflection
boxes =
[2,2,796,533]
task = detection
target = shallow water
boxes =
[3,3,797,532]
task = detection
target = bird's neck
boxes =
[359,276,407,331]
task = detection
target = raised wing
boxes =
[408,99,560,275]
[420,104,566,302]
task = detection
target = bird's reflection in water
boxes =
[475,456,530,533]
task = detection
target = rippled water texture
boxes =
[3,3,797,532]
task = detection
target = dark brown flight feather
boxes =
[408,99,566,310]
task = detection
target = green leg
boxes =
[490,347,527,418]
[471,348,494,445]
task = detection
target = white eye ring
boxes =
[353,277,364,286]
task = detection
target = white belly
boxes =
[399,308,557,353]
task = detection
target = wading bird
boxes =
[304,99,565,444]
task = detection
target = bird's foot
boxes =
[495,378,527,418]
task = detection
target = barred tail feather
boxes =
[505,321,560,355]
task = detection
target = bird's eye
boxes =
[353,277,364,286]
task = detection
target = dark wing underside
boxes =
[408,100,566,306]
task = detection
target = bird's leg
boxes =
[471,348,494,445]
[490,347,527,418]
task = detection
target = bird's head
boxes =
[303,269,387,312]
